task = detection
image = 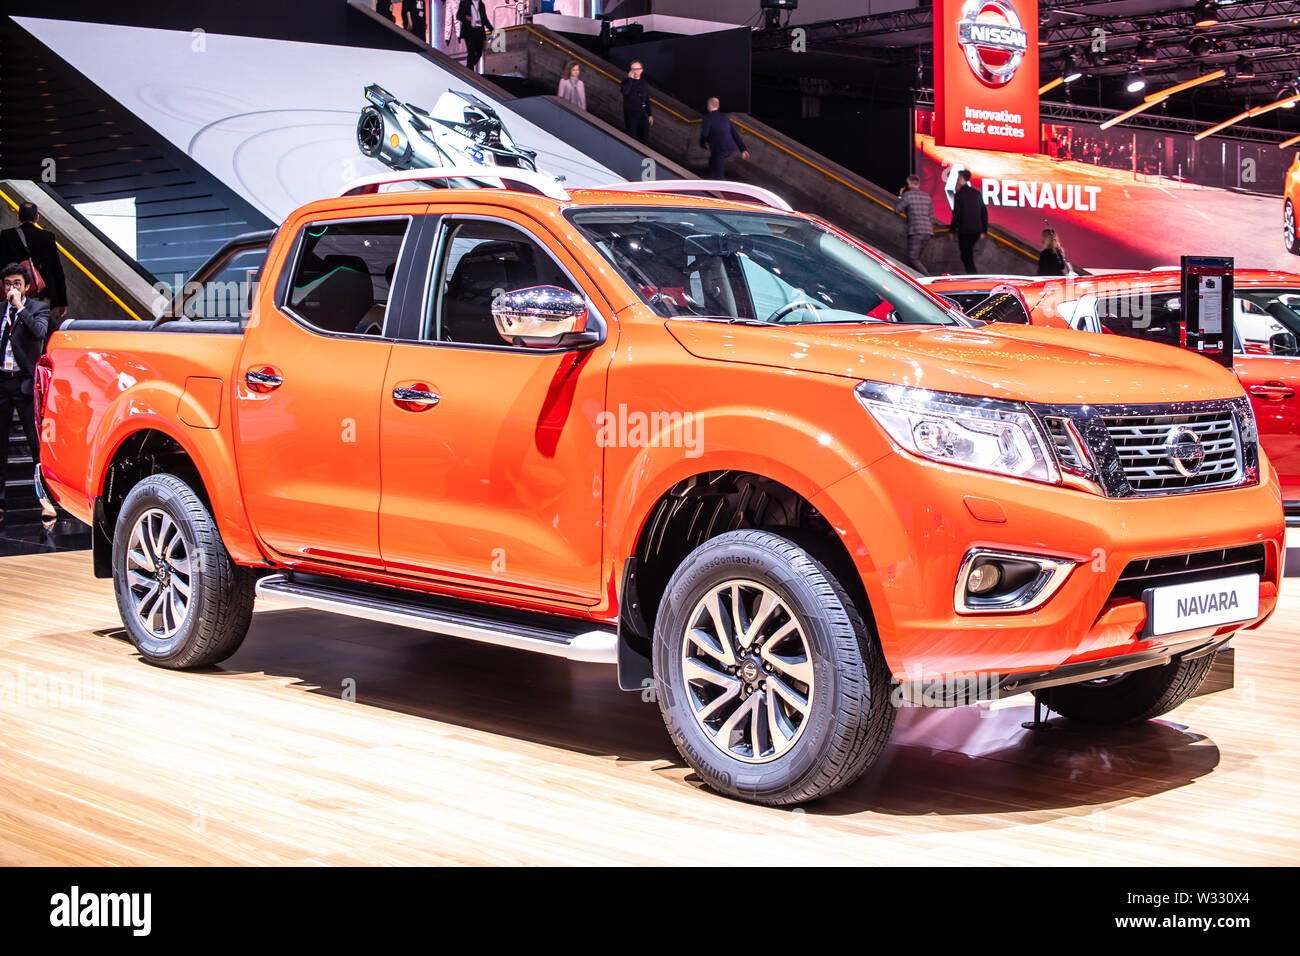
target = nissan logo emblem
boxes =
[957,0,1029,88]
[1164,426,1206,478]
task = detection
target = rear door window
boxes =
[285,218,410,336]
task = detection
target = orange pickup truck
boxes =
[36,171,1286,805]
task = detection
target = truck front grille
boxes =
[1030,397,1258,499]
[1101,409,1241,494]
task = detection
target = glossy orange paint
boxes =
[40,185,1287,682]
[926,269,1300,503]
[40,330,264,565]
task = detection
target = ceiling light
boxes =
[1188,35,1213,57]
[1193,1,1220,28]
[1135,39,1158,64]
[1234,55,1256,80]
[1126,69,1147,93]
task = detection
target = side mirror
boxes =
[491,285,598,349]
[1269,330,1300,357]
[966,290,1031,325]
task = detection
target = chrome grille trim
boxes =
[1028,397,1259,499]
[1103,409,1241,493]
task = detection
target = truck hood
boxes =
[666,320,1244,405]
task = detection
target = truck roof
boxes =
[290,171,799,226]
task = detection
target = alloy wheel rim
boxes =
[126,508,193,639]
[680,580,815,764]
[358,112,383,153]
[1286,202,1296,248]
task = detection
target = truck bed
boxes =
[40,325,246,528]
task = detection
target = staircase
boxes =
[3,411,39,524]
[487,23,1039,275]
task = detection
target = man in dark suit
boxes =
[948,169,988,273]
[457,0,493,72]
[620,61,653,144]
[1,262,51,523]
[0,203,67,321]
[700,97,750,179]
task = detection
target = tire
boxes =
[357,106,386,159]
[111,474,256,669]
[1285,200,1300,255]
[1033,651,1216,725]
[652,529,895,805]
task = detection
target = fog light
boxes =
[955,549,1076,614]
[966,561,1002,595]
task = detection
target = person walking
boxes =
[1036,228,1071,276]
[949,169,988,273]
[621,61,653,144]
[0,262,52,524]
[699,97,749,179]
[0,203,67,322]
[558,61,587,111]
[894,174,935,274]
[457,0,492,72]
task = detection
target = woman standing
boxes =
[558,62,587,111]
[1036,228,1070,276]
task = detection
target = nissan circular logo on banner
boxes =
[934,0,1039,153]
[957,0,1029,88]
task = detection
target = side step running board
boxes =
[255,572,617,664]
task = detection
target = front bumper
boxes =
[813,450,1285,682]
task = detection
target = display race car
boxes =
[356,84,542,175]
[925,270,1300,515]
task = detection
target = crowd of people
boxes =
[374,0,429,43]
[895,170,1071,277]
[373,1,496,72]
[615,60,751,179]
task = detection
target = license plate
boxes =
[1144,573,1259,637]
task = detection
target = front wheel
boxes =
[112,474,256,669]
[1034,651,1216,724]
[1285,199,1300,255]
[653,529,895,805]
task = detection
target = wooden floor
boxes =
[3,549,1299,865]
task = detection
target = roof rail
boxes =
[337,167,572,201]
[591,179,794,211]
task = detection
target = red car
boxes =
[925,270,1300,515]
[1286,154,1300,256]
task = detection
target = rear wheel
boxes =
[357,106,386,159]
[1034,651,1216,724]
[653,529,895,805]
[1285,199,1299,254]
[112,474,256,669]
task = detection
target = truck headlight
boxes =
[855,381,1060,484]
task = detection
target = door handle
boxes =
[245,366,283,393]
[1249,383,1296,400]
[393,385,441,411]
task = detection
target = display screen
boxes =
[914,109,1299,270]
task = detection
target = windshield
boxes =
[568,207,962,327]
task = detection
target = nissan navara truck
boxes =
[36,171,1285,805]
